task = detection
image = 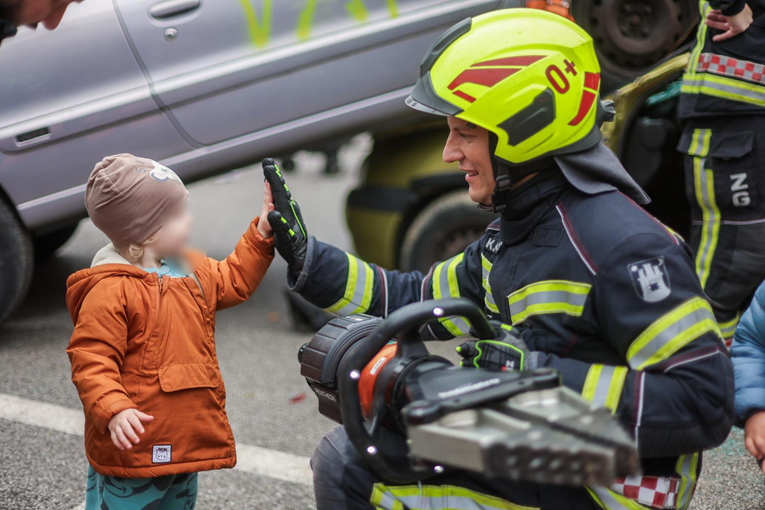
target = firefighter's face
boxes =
[443,117,495,206]
[0,0,80,30]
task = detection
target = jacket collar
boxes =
[498,171,569,244]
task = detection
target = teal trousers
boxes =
[85,465,197,510]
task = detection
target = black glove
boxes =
[263,158,308,274]
[457,322,530,371]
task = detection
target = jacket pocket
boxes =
[159,363,217,392]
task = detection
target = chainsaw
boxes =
[298,298,638,487]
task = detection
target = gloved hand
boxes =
[263,158,308,274]
[457,322,530,371]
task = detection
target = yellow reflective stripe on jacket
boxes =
[687,128,711,158]
[433,254,471,336]
[582,365,629,414]
[690,136,720,289]
[718,313,741,339]
[507,280,591,325]
[481,254,500,314]
[675,453,700,510]
[370,483,539,510]
[325,252,374,315]
[586,487,650,510]
[626,297,722,370]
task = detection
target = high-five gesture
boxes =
[263,158,308,274]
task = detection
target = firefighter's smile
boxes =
[464,168,480,183]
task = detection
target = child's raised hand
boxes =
[108,409,154,451]
[257,180,275,239]
[744,410,765,473]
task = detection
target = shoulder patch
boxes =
[628,257,671,303]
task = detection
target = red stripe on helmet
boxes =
[448,67,520,91]
[452,90,476,103]
[568,90,596,126]
[472,55,545,67]
[584,72,601,90]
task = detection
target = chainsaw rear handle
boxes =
[337,298,495,483]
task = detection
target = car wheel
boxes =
[34,224,78,262]
[574,0,698,92]
[399,190,497,273]
[0,198,33,326]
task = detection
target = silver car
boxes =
[0,0,520,324]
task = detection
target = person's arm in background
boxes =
[706,0,753,41]
[204,181,275,310]
[731,284,765,473]
[263,159,485,339]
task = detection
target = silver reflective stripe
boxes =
[627,299,718,370]
[507,281,591,325]
[675,453,699,510]
[433,254,471,336]
[481,254,499,314]
[682,76,765,105]
[325,252,374,315]
[371,484,537,510]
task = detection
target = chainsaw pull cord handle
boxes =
[337,298,495,484]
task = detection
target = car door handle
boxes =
[149,0,200,20]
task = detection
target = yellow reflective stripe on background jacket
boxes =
[325,252,374,315]
[507,280,591,325]
[688,129,719,289]
[433,253,472,336]
[582,365,629,414]
[626,297,722,370]
[371,484,538,510]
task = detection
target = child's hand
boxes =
[745,410,765,473]
[108,409,154,451]
[257,181,275,239]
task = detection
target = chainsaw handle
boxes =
[337,299,493,483]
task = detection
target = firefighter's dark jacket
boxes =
[291,172,734,478]
[680,0,765,118]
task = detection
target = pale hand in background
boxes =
[108,409,154,451]
[706,5,754,42]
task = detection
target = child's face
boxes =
[153,200,193,259]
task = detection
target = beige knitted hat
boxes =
[85,154,189,248]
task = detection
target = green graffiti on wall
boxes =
[297,0,318,40]
[345,0,368,22]
[243,0,401,46]
[240,0,272,47]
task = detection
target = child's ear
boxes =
[143,229,162,245]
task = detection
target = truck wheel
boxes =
[0,198,33,325]
[34,224,78,262]
[574,0,697,92]
[399,190,496,273]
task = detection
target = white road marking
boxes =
[0,393,313,488]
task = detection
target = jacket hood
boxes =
[66,244,152,325]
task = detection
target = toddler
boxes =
[732,282,765,474]
[66,154,274,509]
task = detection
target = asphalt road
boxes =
[0,141,763,509]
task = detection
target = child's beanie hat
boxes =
[85,154,189,249]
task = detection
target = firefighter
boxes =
[267,10,734,510]
[678,0,764,343]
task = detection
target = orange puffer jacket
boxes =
[66,219,273,478]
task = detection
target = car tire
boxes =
[34,224,78,262]
[0,198,33,326]
[399,190,497,273]
[573,0,698,93]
